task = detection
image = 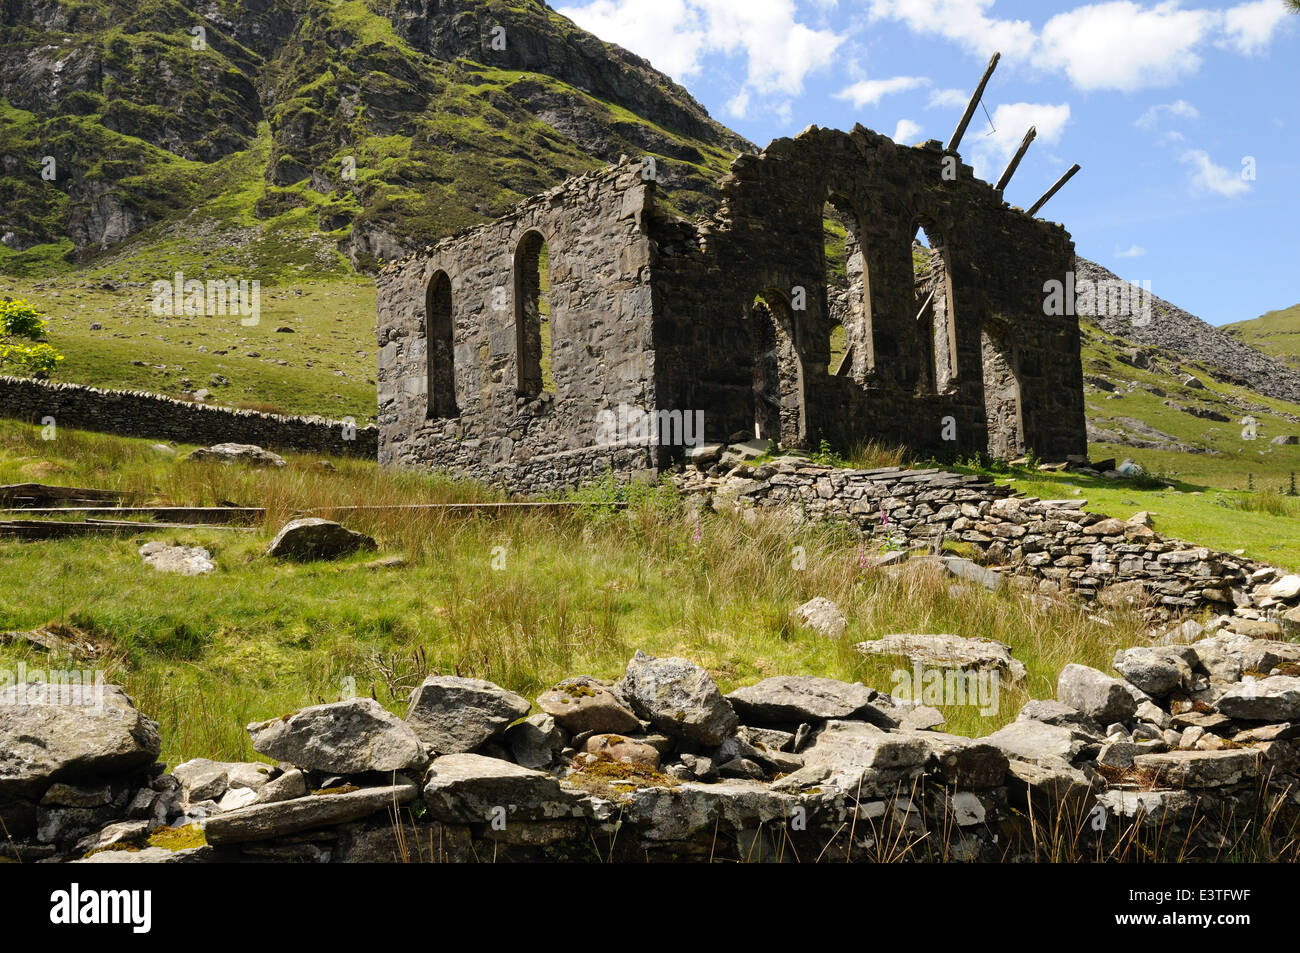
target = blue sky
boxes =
[555,0,1298,326]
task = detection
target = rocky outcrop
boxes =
[1074,257,1300,404]
[8,629,1300,863]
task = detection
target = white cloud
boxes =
[980,102,1071,161]
[556,0,708,79]
[872,0,1287,95]
[1036,3,1216,92]
[698,0,845,95]
[1180,149,1251,197]
[1135,99,1199,130]
[725,90,751,119]
[1115,244,1147,258]
[866,0,1036,59]
[1221,0,1290,54]
[892,119,925,143]
[835,75,928,108]
[559,0,844,109]
[927,88,970,110]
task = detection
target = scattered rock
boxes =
[265,518,377,561]
[790,597,846,638]
[138,541,216,576]
[247,698,427,774]
[405,676,531,754]
[618,650,738,746]
[187,443,286,468]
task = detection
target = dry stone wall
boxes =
[7,641,1300,864]
[0,375,376,457]
[676,454,1279,620]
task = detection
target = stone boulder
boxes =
[265,518,377,561]
[1265,574,1300,601]
[1016,699,1104,739]
[405,676,531,754]
[1132,749,1259,789]
[582,734,661,769]
[855,632,1027,685]
[139,542,216,576]
[618,650,738,746]
[1111,646,1195,696]
[171,758,278,807]
[772,720,928,795]
[187,443,286,468]
[504,714,566,770]
[984,720,1088,766]
[1057,663,1137,724]
[247,698,427,774]
[1216,676,1300,722]
[790,597,847,639]
[536,676,640,734]
[422,753,581,823]
[726,676,881,726]
[204,782,418,845]
[0,683,161,801]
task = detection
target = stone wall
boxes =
[8,642,1300,864]
[376,126,1089,492]
[0,375,376,457]
[376,159,665,490]
[676,452,1277,619]
[650,126,1086,463]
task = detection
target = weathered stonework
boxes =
[377,126,1087,491]
[0,375,375,457]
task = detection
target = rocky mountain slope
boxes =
[0,0,749,271]
[1224,303,1300,372]
[1073,257,1300,405]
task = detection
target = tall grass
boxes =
[0,420,1151,765]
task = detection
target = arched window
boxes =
[822,196,873,380]
[982,321,1023,460]
[515,230,555,398]
[912,220,957,394]
[750,289,806,447]
[426,270,457,418]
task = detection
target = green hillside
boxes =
[1223,303,1300,371]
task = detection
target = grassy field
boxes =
[1223,302,1300,371]
[0,419,1160,768]
[1079,322,1300,492]
[5,277,379,423]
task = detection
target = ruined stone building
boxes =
[376,124,1087,491]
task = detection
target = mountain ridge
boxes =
[0,0,749,271]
